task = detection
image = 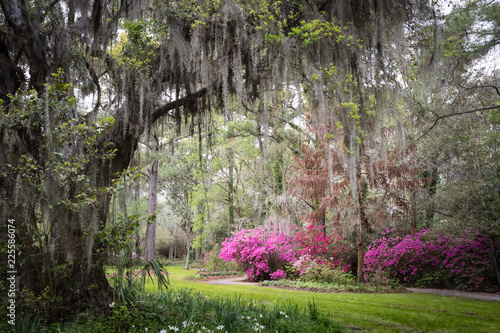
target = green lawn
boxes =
[144,266,500,332]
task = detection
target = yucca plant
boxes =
[141,259,170,291]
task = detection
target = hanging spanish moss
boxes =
[0,0,434,319]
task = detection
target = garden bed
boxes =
[259,279,407,294]
[185,271,241,281]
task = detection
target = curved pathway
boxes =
[406,287,500,302]
[203,276,258,286]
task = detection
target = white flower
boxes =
[252,323,265,331]
[160,330,167,333]
[183,321,189,328]
[216,325,225,330]
[109,302,115,308]
[168,326,180,332]
[260,314,263,318]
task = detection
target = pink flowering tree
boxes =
[219,226,297,281]
[364,228,499,292]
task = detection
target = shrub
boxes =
[220,224,356,283]
[204,245,239,272]
[293,255,355,284]
[295,225,352,273]
[364,228,499,291]
[220,226,296,281]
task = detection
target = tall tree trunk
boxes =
[195,202,204,262]
[195,232,201,262]
[145,159,159,262]
[356,223,365,283]
[168,227,175,261]
[354,159,366,283]
[410,190,417,232]
[185,238,191,270]
[227,147,234,234]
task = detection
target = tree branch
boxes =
[151,88,208,124]
[407,104,500,150]
[1,0,49,91]
[49,0,61,8]
[0,0,25,29]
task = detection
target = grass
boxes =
[22,266,340,332]
[40,290,342,332]
[24,265,499,332]
[144,266,500,333]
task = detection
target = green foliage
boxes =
[417,107,500,233]
[34,288,344,332]
[203,245,239,272]
[14,314,43,333]
[289,19,342,46]
[198,271,239,278]
[259,279,397,293]
[96,214,141,253]
[444,0,500,60]
[3,70,118,211]
[298,263,355,285]
[142,259,170,291]
[117,19,160,71]
[108,303,139,332]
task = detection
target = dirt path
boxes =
[202,276,258,286]
[203,277,500,301]
[406,288,500,302]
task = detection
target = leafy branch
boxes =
[407,104,500,150]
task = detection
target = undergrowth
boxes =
[19,290,343,332]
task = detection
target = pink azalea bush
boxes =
[295,225,352,272]
[292,225,354,283]
[219,224,354,282]
[364,228,499,292]
[219,226,296,281]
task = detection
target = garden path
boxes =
[203,276,258,286]
[406,288,500,302]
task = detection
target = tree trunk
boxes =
[195,202,204,262]
[317,209,326,233]
[410,190,417,232]
[168,227,175,261]
[227,148,234,234]
[355,164,366,283]
[356,223,365,283]
[145,159,159,262]
[185,240,191,270]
